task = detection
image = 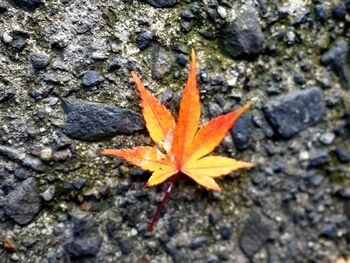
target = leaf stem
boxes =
[149,173,180,232]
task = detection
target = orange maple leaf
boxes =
[101,50,253,231]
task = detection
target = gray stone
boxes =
[321,40,350,90]
[53,149,72,161]
[239,211,271,258]
[62,99,144,141]
[319,132,335,145]
[309,151,328,167]
[42,186,55,201]
[82,70,104,87]
[263,88,325,139]
[334,147,350,163]
[189,236,207,250]
[152,47,172,80]
[231,113,252,151]
[141,0,177,8]
[10,0,40,11]
[136,31,152,50]
[0,145,47,172]
[219,11,264,59]
[4,178,42,225]
[29,52,50,70]
[64,216,103,259]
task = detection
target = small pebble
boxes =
[334,147,350,163]
[53,149,72,161]
[3,32,13,43]
[217,6,227,18]
[319,132,335,145]
[42,186,55,201]
[3,239,16,253]
[11,38,26,51]
[136,32,152,50]
[73,178,86,189]
[82,70,104,87]
[30,52,51,70]
[39,147,53,161]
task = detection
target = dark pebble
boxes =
[62,98,144,141]
[263,88,325,139]
[239,211,271,259]
[64,217,102,258]
[291,10,309,27]
[163,241,180,262]
[293,71,305,85]
[315,5,328,23]
[332,3,346,20]
[82,70,104,87]
[180,22,192,33]
[208,103,222,118]
[334,147,350,163]
[176,53,187,66]
[173,43,188,54]
[72,178,86,189]
[52,131,72,149]
[63,182,73,191]
[14,169,27,181]
[98,186,111,198]
[4,178,42,225]
[0,3,7,13]
[108,57,121,72]
[219,11,264,59]
[309,151,328,167]
[308,212,322,226]
[334,120,346,135]
[304,172,323,188]
[11,0,40,11]
[166,221,176,237]
[320,224,337,238]
[208,212,221,225]
[210,75,224,86]
[272,72,282,82]
[106,221,116,238]
[220,226,232,240]
[141,0,177,8]
[199,30,214,40]
[160,88,173,104]
[11,38,26,51]
[321,40,349,90]
[136,31,152,50]
[117,237,132,255]
[346,0,350,12]
[231,113,252,151]
[189,236,207,250]
[217,251,229,261]
[180,10,195,20]
[29,52,50,70]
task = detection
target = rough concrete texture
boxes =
[0,0,350,262]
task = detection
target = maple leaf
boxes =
[101,50,253,231]
[334,258,350,263]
